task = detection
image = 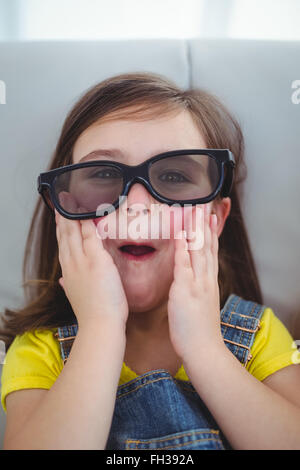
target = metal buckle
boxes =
[223,338,254,367]
[55,335,76,342]
[220,320,261,334]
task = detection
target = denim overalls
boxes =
[56,293,264,450]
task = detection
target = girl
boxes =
[1,72,300,450]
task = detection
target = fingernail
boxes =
[212,213,217,228]
[196,206,203,217]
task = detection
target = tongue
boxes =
[121,245,155,256]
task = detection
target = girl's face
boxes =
[72,109,229,313]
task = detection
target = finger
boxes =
[188,205,205,279]
[203,205,216,279]
[55,209,61,242]
[57,193,84,257]
[211,213,219,279]
[173,230,193,281]
[79,206,106,258]
[187,206,205,250]
[55,209,71,261]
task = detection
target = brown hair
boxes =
[0,71,263,349]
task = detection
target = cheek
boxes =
[93,217,102,227]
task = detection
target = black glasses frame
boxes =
[37,148,235,220]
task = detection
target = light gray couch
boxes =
[0,38,299,448]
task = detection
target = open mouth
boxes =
[118,244,156,260]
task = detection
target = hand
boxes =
[55,192,129,329]
[167,204,223,364]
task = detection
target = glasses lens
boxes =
[149,153,220,201]
[53,164,124,215]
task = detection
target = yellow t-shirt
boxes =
[1,307,299,413]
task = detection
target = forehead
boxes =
[72,109,206,165]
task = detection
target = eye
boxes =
[158,171,190,183]
[90,168,122,179]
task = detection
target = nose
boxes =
[125,182,153,215]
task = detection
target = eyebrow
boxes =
[78,147,175,164]
[78,149,125,163]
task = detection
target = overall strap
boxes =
[220,293,265,367]
[55,324,78,364]
[55,293,265,367]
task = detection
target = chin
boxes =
[126,289,154,308]
[125,286,160,311]
[126,277,171,311]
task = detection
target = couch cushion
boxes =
[0,39,189,316]
[189,38,300,330]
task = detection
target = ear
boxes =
[58,277,64,290]
[212,197,231,237]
